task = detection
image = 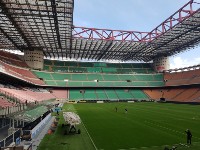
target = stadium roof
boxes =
[0,0,199,62]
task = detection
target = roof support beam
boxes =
[0,27,22,51]
[97,41,113,61]
[0,1,31,49]
[51,0,63,51]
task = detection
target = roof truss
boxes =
[0,0,199,62]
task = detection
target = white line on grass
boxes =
[81,121,98,150]
[73,105,98,150]
[144,120,200,140]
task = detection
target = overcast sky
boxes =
[73,0,200,69]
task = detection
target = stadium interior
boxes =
[0,0,200,150]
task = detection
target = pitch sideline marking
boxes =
[144,120,200,140]
[72,104,98,150]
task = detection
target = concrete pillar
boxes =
[24,50,44,70]
[153,56,170,72]
[13,119,15,128]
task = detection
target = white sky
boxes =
[73,0,200,69]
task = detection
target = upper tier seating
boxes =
[69,89,149,101]
[43,60,154,74]
[0,61,45,85]
[0,50,28,68]
[164,69,200,86]
[33,71,164,87]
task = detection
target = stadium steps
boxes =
[104,90,119,101]
[49,74,57,86]
[115,89,133,100]
[190,88,200,102]
[170,89,187,100]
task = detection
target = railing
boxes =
[0,105,27,116]
[0,129,20,148]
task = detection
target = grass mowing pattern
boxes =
[75,102,200,150]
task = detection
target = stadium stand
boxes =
[0,50,28,68]
[69,89,148,101]
[0,96,15,108]
[164,67,200,86]
[144,87,200,102]
[33,70,164,87]
[43,60,154,74]
[50,89,68,100]
[0,87,56,103]
[0,60,45,85]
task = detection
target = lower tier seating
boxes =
[0,87,56,103]
[144,87,200,102]
[69,89,149,101]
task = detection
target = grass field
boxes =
[38,102,200,150]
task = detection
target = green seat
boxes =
[94,62,107,67]
[65,62,78,67]
[87,74,103,81]
[117,69,135,74]
[132,63,143,68]
[83,89,97,100]
[67,82,83,87]
[147,81,165,86]
[33,71,53,80]
[52,66,68,72]
[142,63,151,68]
[113,82,131,86]
[135,75,154,81]
[131,82,148,86]
[82,82,97,87]
[54,61,65,66]
[106,63,122,68]
[97,82,114,87]
[56,81,66,86]
[132,69,147,74]
[69,67,87,73]
[118,75,136,81]
[45,80,57,86]
[102,67,117,73]
[87,67,102,73]
[104,90,119,100]
[51,73,71,80]
[78,62,93,67]
[96,90,108,100]
[115,89,133,100]
[71,74,87,81]
[69,90,84,100]
[102,74,120,81]
[153,74,164,81]
[130,90,148,99]
[43,65,50,71]
[44,60,52,65]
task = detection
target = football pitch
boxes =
[38,102,200,150]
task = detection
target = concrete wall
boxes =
[153,56,170,72]
[24,50,44,70]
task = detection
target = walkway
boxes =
[31,116,55,150]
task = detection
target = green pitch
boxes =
[38,102,200,150]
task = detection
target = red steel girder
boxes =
[72,27,151,42]
[142,0,200,42]
[72,0,200,42]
